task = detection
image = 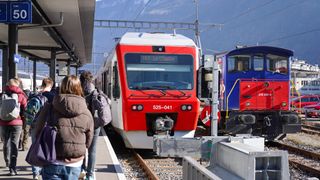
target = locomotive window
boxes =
[125,53,194,90]
[253,55,264,71]
[228,55,250,72]
[266,54,288,74]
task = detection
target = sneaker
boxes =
[33,174,40,180]
[85,176,95,180]
[79,170,86,179]
[9,168,17,176]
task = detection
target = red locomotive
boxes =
[200,46,301,139]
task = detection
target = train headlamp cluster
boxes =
[245,102,251,107]
[181,104,192,111]
[281,102,287,107]
[132,104,144,111]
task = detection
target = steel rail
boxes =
[301,128,320,136]
[289,160,320,177]
[133,151,160,180]
[302,124,320,132]
[267,141,320,161]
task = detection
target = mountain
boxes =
[84,0,320,72]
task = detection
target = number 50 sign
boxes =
[0,1,32,24]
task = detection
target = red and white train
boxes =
[95,32,200,149]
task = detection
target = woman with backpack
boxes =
[0,78,28,176]
[34,75,94,179]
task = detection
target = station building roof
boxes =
[0,0,95,67]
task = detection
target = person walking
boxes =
[34,75,94,180]
[80,71,112,180]
[0,78,27,176]
[26,77,55,179]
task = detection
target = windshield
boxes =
[266,54,288,74]
[125,53,194,90]
[228,55,251,72]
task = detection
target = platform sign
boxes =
[0,2,7,22]
[10,1,32,23]
[0,1,32,24]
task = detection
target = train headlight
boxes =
[132,104,143,111]
[246,102,251,107]
[281,102,287,107]
[137,105,143,111]
[181,104,192,111]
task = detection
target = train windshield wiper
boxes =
[130,86,165,97]
[131,86,151,90]
[151,85,187,97]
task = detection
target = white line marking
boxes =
[101,128,126,180]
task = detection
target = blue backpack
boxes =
[24,93,48,125]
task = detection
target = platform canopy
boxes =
[0,0,95,67]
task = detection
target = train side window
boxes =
[112,62,120,99]
[253,55,264,71]
[228,55,250,72]
[310,97,319,102]
[301,97,309,103]
[266,54,288,74]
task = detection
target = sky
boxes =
[81,0,320,73]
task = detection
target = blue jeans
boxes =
[0,125,22,169]
[42,164,81,180]
[31,129,41,176]
[83,127,101,177]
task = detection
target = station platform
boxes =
[0,129,125,180]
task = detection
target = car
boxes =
[304,102,320,118]
[290,95,320,112]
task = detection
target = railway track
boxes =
[106,127,183,179]
[267,141,320,177]
[301,124,320,136]
[116,149,183,179]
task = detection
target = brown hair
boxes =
[59,75,84,97]
[80,71,93,84]
[41,77,53,88]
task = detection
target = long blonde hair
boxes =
[59,75,84,97]
[6,78,20,87]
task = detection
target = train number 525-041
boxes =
[153,105,173,110]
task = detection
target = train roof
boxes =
[119,32,197,47]
[226,46,294,57]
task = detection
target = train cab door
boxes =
[110,61,123,129]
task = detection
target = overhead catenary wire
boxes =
[222,0,276,24]
[134,0,152,20]
[223,0,305,30]
[261,27,320,44]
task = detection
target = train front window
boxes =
[253,55,264,71]
[125,53,194,90]
[228,55,250,72]
[266,54,288,74]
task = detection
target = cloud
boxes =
[134,0,149,5]
[148,9,170,15]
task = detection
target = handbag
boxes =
[25,104,57,167]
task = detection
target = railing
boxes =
[226,79,240,119]
[290,80,301,114]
